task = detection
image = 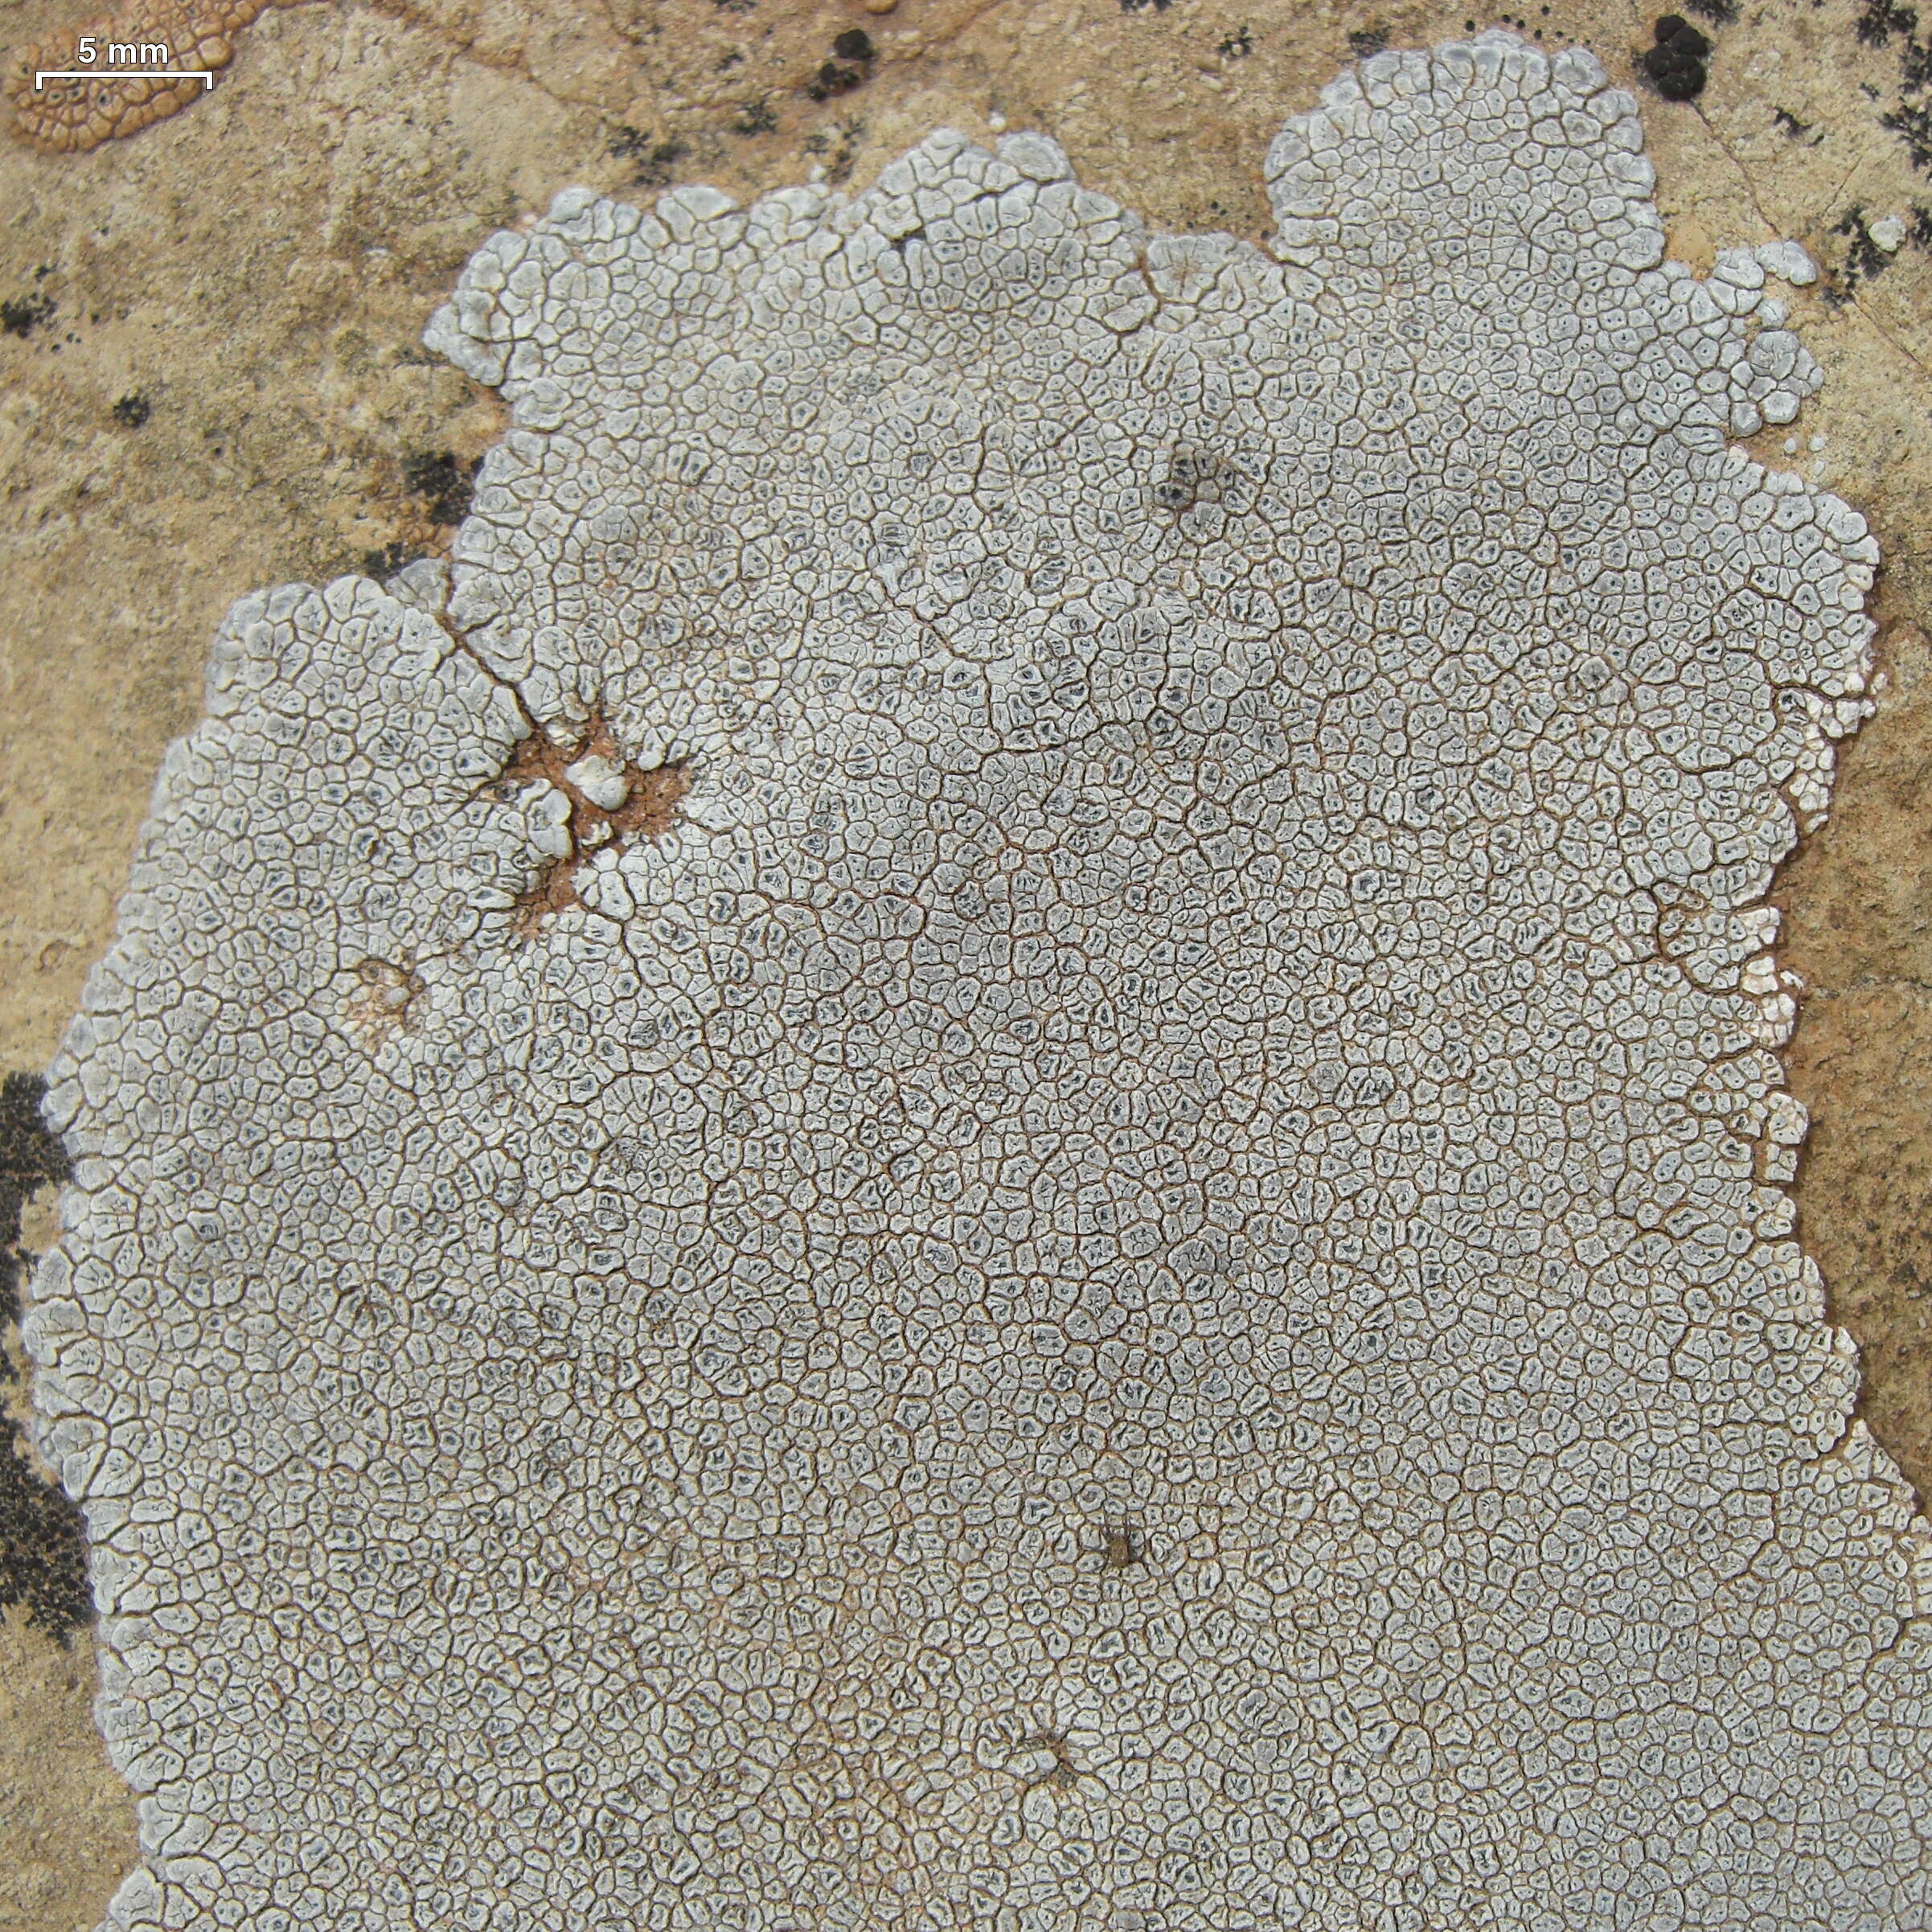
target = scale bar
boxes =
[34,69,215,90]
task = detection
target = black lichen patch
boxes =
[362,539,423,578]
[1857,0,1921,51]
[1,290,56,338]
[1833,205,1896,298]
[803,117,864,186]
[1347,25,1390,57]
[404,449,482,527]
[0,1072,91,1644]
[1641,14,1712,101]
[1856,0,1932,167]
[808,35,874,104]
[111,392,151,429]
[1684,0,1737,21]
[1887,100,1932,168]
[807,62,863,101]
[1822,201,1932,303]
[731,96,778,135]
[608,125,687,188]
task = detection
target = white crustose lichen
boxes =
[27,31,1932,1930]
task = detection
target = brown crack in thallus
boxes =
[490,711,691,937]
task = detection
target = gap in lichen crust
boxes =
[489,712,692,935]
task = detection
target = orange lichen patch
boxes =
[490,711,691,937]
[6,0,304,153]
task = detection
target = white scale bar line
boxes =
[34,70,215,89]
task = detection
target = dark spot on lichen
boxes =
[1,291,55,338]
[1155,446,1251,519]
[1642,14,1711,100]
[111,392,150,428]
[1022,1730,1085,1790]
[493,712,693,937]
[0,1072,92,1645]
[404,449,481,527]
[1101,1525,1143,1570]
[345,958,425,1047]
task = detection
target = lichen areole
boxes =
[25,33,1932,1931]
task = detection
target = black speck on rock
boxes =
[1,292,55,338]
[111,392,151,429]
[1347,26,1390,57]
[0,1071,92,1645]
[831,28,875,63]
[404,449,480,526]
[1642,14,1712,100]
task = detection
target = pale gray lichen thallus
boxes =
[24,31,1932,1932]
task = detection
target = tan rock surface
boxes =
[0,0,1926,1920]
